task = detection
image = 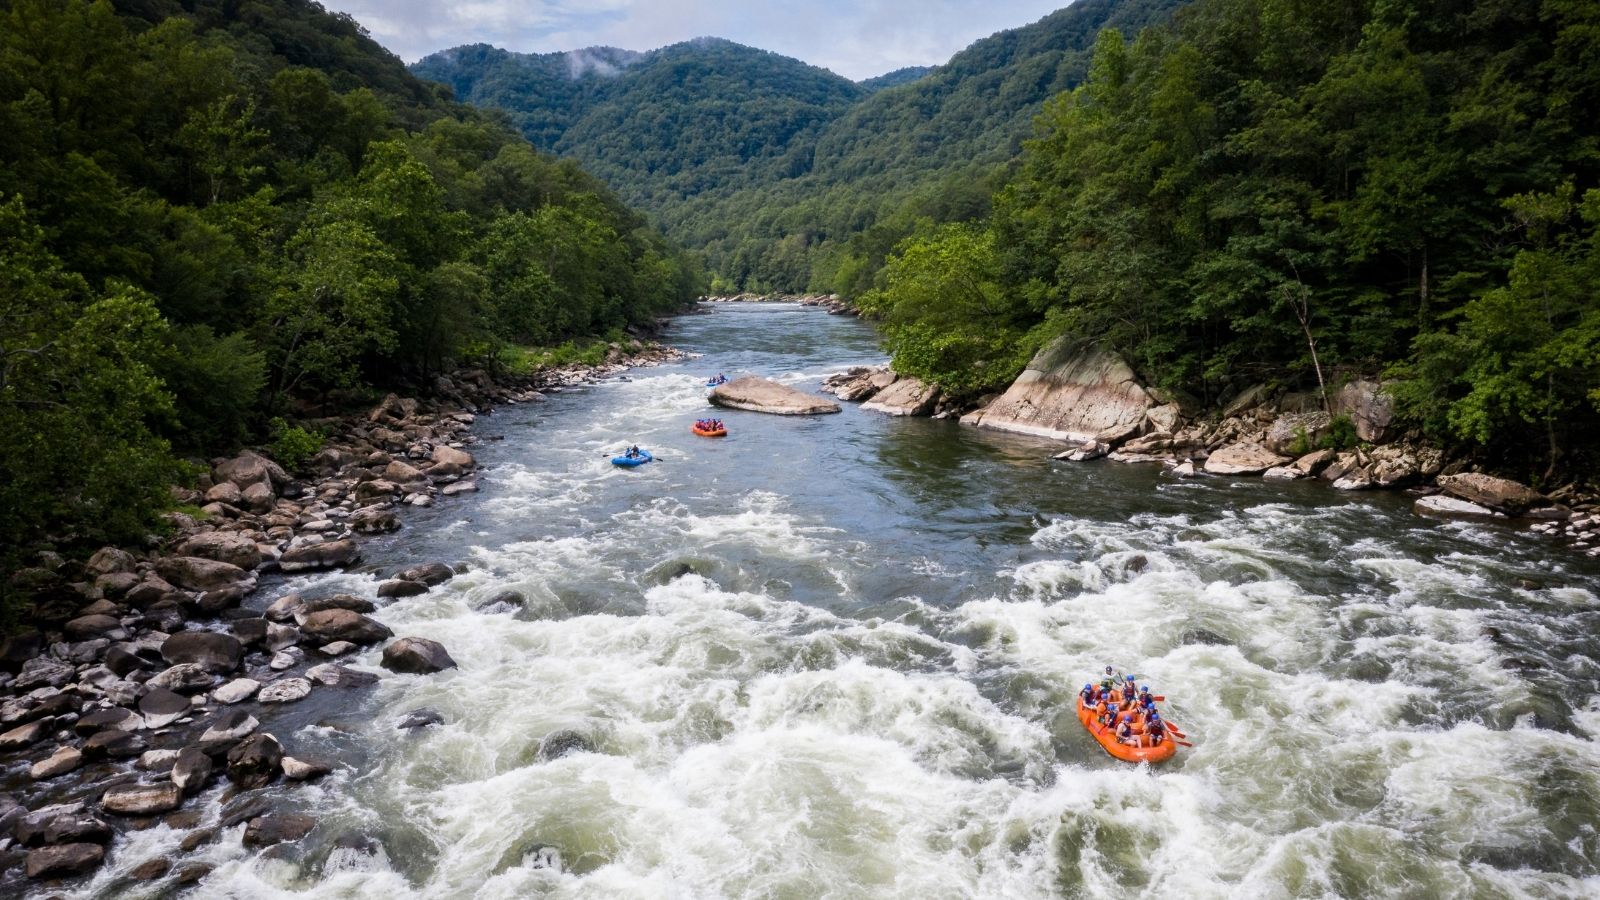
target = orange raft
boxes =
[1076,694,1178,764]
[691,422,727,437]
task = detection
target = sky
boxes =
[318,0,1072,81]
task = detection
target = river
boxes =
[85,303,1600,898]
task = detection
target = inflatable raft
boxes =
[1076,693,1178,764]
[692,422,727,437]
[611,450,654,467]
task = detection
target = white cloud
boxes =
[321,0,1070,80]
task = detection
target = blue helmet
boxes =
[1150,712,1161,721]
[1084,683,1093,691]
[1126,675,1136,682]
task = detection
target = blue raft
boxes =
[611,449,654,467]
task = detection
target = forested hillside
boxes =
[863,0,1600,479]
[0,0,699,588]
[411,0,1186,292]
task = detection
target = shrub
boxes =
[266,417,323,471]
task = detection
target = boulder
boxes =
[162,631,244,673]
[302,593,375,614]
[860,375,940,417]
[709,376,841,415]
[243,812,316,847]
[25,843,105,879]
[16,804,111,847]
[138,748,181,771]
[240,481,276,513]
[83,729,147,759]
[147,663,217,694]
[214,450,287,491]
[538,729,594,760]
[400,562,455,585]
[398,708,444,730]
[299,609,393,644]
[383,459,427,483]
[74,706,140,737]
[1414,494,1504,518]
[264,593,306,622]
[1262,466,1301,480]
[281,756,332,780]
[350,506,401,534]
[1,719,53,751]
[1203,443,1292,476]
[200,710,258,744]
[1145,403,1182,433]
[307,664,379,688]
[378,579,428,598]
[1437,473,1547,515]
[156,556,253,593]
[31,745,84,780]
[139,687,191,729]
[226,733,283,789]
[381,638,458,674]
[171,747,213,796]
[1221,383,1276,418]
[15,656,75,690]
[441,480,478,496]
[278,539,361,573]
[86,547,137,576]
[1264,412,1332,455]
[204,481,242,506]
[102,782,184,816]
[174,532,262,570]
[65,614,124,640]
[258,678,312,703]
[1335,380,1395,443]
[959,339,1151,442]
[431,445,476,469]
[213,678,261,705]
[1291,449,1336,475]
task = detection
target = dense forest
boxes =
[0,0,700,592]
[863,0,1600,479]
[411,0,1186,293]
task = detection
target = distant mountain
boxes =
[412,0,1190,291]
[858,66,935,92]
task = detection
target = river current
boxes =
[80,304,1600,898]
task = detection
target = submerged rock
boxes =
[709,376,841,415]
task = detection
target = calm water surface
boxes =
[72,304,1600,898]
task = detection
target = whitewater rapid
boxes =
[59,305,1600,899]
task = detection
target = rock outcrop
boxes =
[1436,473,1547,515]
[709,376,841,415]
[1204,444,1292,476]
[960,339,1152,442]
[861,376,941,417]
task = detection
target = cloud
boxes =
[321,0,1069,80]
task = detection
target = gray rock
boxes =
[102,782,184,816]
[258,678,312,703]
[161,630,243,672]
[243,812,316,847]
[381,638,458,674]
[1436,472,1547,515]
[25,842,105,879]
[31,745,84,780]
[265,623,302,652]
[441,480,478,496]
[212,678,261,704]
[15,656,75,690]
[138,748,181,771]
[74,706,141,736]
[861,375,940,417]
[65,614,125,640]
[299,609,393,644]
[1335,379,1395,443]
[264,593,306,622]
[172,747,213,796]
[709,376,841,416]
[306,664,378,688]
[1203,443,1292,476]
[377,579,428,598]
[301,594,375,615]
[226,733,283,789]
[137,689,188,731]
[319,641,356,656]
[1,718,54,751]
[431,445,475,468]
[1414,494,1504,518]
[200,710,258,743]
[83,729,147,759]
[86,547,138,576]
[1262,466,1301,481]
[397,708,444,730]
[155,556,254,593]
[174,531,262,571]
[278,539,361,573]
[281,756,333,780]
[959,339,1151,442]
[148,663,218,694]
[399,562,455,586]
[538,729,594,760]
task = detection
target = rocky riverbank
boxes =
[700,294,858,315]
[0,341,685,890]
[823,344,1599,556]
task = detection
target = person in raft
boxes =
[626,445,642,458]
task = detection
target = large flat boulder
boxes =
[861,376,940,417]
[173,532,262,570]
[1436,472,1546,515]
[156,557,253,593]
[709,376,840,415]
[960,339,1152,442]
[1203,443,1292,476]
[278,539,361,573]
